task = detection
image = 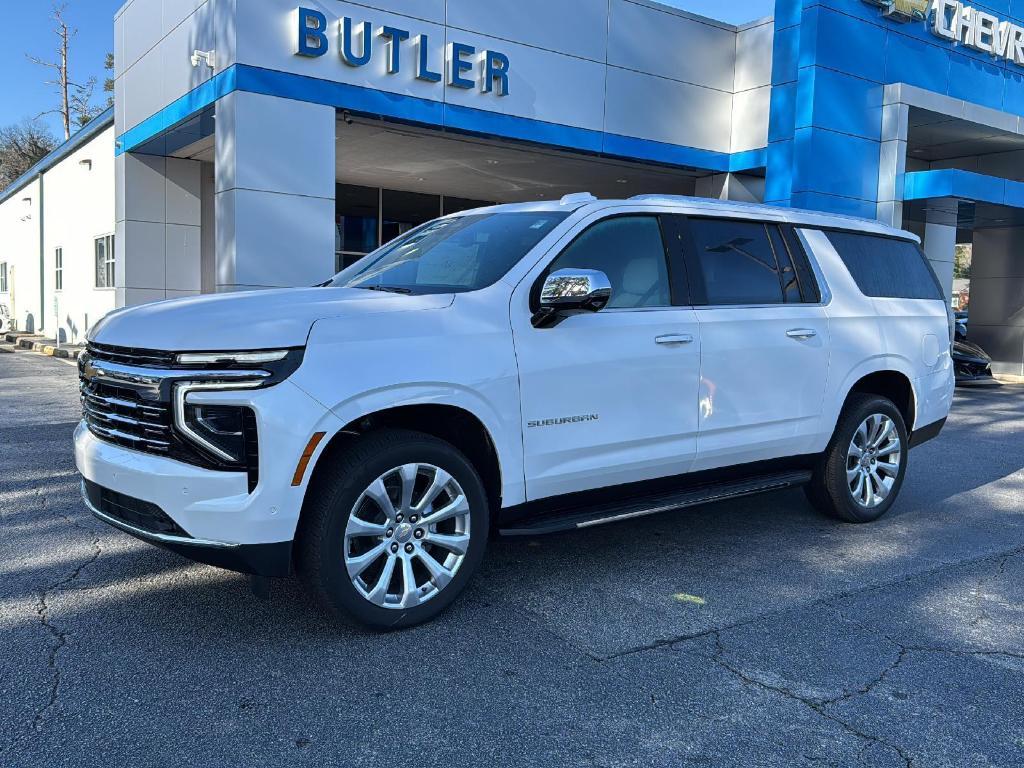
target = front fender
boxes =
[291,310,525,507]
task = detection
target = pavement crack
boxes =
[709,631,914,768]
[602,545,1024,662]
[2,484,104,755]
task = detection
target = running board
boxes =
[499,470,812,536]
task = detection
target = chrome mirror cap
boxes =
[533,269,612,328]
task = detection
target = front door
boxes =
[511,213,702,501]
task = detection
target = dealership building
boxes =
[2,0,1024,372]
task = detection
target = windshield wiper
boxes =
[354,285,414,294]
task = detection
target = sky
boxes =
[0,0,776,139]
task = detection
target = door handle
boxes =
[786,328,817,339]
[655,334,694,345]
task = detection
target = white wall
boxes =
[0,125,118,341]
[0,178,42,333]
[41,126,118,343]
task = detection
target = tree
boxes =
[104,52,115,108]
[0,121,58,189]
[27,3,101,139]
[954,243,972,280]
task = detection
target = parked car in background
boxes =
[954,311,968,341]
[74,194,954,628]
[952,338,996,384]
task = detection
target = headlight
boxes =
[187,404,249,463]
[173,380,262,465]
[172,348,305,387]
[176,350,289,365]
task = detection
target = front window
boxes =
[330,212,569,295]
[95,235,115,288]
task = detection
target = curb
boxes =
[2,332,83,360]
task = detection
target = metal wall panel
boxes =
[735,21,773,92]
[446,0,609,63]
[607,0,736,92]
[605,67,733,153]
[732,87,770,152]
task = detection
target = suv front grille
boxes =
[86,341,176,368]
[81,379,174,454]
[80,344,262,492]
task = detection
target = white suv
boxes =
[75,194,954,628]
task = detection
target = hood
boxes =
[90,287,454,351]
[952,339,991,363]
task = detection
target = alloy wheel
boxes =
[846,413,902,509]
[343,464,471,609]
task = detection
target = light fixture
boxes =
[190,49,216,69]
[616,179,628,184]
[176,350,289,365]
[79,159,92,170]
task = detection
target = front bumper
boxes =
[74,378,343,573]
[80,479,293,576]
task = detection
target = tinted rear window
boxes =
[825,231,942,300]
[687,219,786,305]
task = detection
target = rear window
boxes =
[825,231,942,300]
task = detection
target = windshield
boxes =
[330,211,569,294]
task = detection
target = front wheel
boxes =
[805,394,908,523]
[296,429,489,629]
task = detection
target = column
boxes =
[115,153,202,307]
[214,91,336,291]
[876,96,909,229]
[923,213,956,302]
[969,227,1024,377]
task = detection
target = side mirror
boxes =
[532,269,612,328]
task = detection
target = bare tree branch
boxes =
[0,120,58,188]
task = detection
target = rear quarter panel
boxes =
[801,229,951,448]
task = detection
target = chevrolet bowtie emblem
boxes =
[863,0,931,21]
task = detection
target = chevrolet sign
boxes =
[863,0,930,21]
[864,0,1024,67]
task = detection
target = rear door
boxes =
[676,216,831,470]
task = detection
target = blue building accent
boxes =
[767,0,1024,218]
[117,64,764,176]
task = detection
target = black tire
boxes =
[805,394,909,523]
[296,428,489,629]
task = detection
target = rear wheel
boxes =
[805,394,908,523]
[296,429,489,629]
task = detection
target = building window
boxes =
[0,262,7,293]
[336,183,380,272]
[334,186,496,273]
[55,248,63,291]
[95,234,115,288]
[382,189,439,245]
[442,196,493,216]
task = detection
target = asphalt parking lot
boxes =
[2,349,1023,768]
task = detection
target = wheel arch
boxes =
[303,402,506,520]
[842,368,917,432]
